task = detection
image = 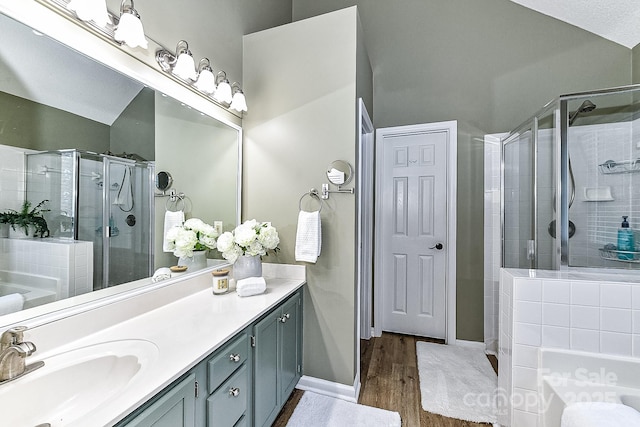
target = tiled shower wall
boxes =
[0,144,32,214]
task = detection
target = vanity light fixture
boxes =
[156,40,197,81]
[230,82,248,113]
[66,0,110,27]
[213,71,233,104]
[113,0,148,49]
[193,58,216,94]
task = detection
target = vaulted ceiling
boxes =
[510,0,640,48]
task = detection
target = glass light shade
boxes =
[213,80,233,104]
[67,0,109,27]
[114,13,148,49]
[194,69,216,94]
[230,91,248,112]
[173,53,197,81]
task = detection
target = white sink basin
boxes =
[0,339,158,426]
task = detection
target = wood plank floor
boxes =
[272,332,498,427]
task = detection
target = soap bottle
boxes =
[617,216,635,260]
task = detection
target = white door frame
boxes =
[373,121,457,344]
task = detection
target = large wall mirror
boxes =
[0,4,241,328]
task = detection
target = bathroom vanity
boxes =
[0,263,304,427]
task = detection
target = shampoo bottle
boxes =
[617,216,635,260]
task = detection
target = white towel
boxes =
[236,277,267,297]
[163,210,184,252]
[152,267,172,283]
[561,402,640,427]
[295,210,321,263]
[0,293,24,315]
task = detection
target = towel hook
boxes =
[299,189,323,212]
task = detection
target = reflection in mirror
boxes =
[327,160,353,186]
[155,171,173,192]
[0,10,241,324]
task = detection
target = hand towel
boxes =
[295,210,321,263]
[152,267,172,283]
[0,293,24,315]
[163,210,184,252]
[561,402,640,427]
[236,277,267,297]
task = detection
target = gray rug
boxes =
[286,391,401,427]
[416,342,497,423]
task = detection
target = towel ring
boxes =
[299,190,322,212]
[166,196,185,212]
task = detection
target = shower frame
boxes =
[501,83,640,270]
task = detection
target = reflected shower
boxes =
[568,100,596,126]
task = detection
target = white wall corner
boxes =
[296,372,361,403]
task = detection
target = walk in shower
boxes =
[26,149,154,290]
[502,84,640,270]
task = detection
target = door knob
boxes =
[429,243,444,250]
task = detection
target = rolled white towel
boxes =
[0,293,24,315]
[561,402,640,427]
[236,277,266,297]
[152,267,172,283]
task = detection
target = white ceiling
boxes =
[510,0,640,49]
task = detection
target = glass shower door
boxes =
[103,157,153,287]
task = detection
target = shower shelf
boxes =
[598,159,640,174]
[599,248,640,263]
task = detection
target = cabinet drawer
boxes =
[207,364,248,427]
[208,332,249,393]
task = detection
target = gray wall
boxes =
[110,87,155,161]
[293,0,633,342]
[106,0,292,87]
[634,44,640,84]
[243,7,369,386]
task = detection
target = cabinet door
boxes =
[279,292,301,402]
[124,373,196,427]
[253,309,280,427]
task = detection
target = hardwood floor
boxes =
[272,332,498,427]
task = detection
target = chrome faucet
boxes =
[0,326,41,383]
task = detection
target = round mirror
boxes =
[326,160,353,186]
[156,171,173,191]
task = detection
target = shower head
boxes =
[568,100,596,126]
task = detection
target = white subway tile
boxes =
[515,322,542,346]
[516,279,542,302]
[600,308,632,333]
[633,286,640,310]
[516,301,542,324]
[543,280,570,304]
[571,306,600,330]
[542,326,570,349]
[634,311,640,334]
[571,328,600,352]
[513,344,538,368]
[513,366,538,391]
[601,284,632,309]
[634,335,640,358]
[543,303,570,327]
[512,408,539,427]
[601,332,632,357]
[571,281,600,306]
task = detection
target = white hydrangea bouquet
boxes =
[165,218,218,258]
[216,219,280,263]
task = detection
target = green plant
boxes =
[0,200,50,238]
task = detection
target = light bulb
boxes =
[173,53,197,81]
[67,0,110,27]
[230,91,248,112]
[194,68,216,94]
[214,80,233,104]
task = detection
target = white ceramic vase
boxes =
[178,250,207,271]
[233,255,262,280]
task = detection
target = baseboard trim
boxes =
[296,373,360,403]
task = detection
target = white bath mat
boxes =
[286,391,401,427]
[416,341,497,423]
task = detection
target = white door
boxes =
[376,122,454,339]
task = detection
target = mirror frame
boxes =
[0,0,242,329]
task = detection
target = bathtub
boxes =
[540,348,640,427]
[0,271,58,310]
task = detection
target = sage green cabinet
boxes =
[123,373,196,427]
[253,292,302,427]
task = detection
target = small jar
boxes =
[211,269,230,295]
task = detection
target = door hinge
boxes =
[251,335,256,348]
[195,380,199,398]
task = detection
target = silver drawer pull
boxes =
[279,313,290,323]
[229,387,240,397]
[229,353,241,363]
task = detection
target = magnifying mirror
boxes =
[156,171,173,191]
[326,160,353,186]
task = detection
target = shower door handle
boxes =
[527,240,536,261]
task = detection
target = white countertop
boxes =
[18,264,306,427]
